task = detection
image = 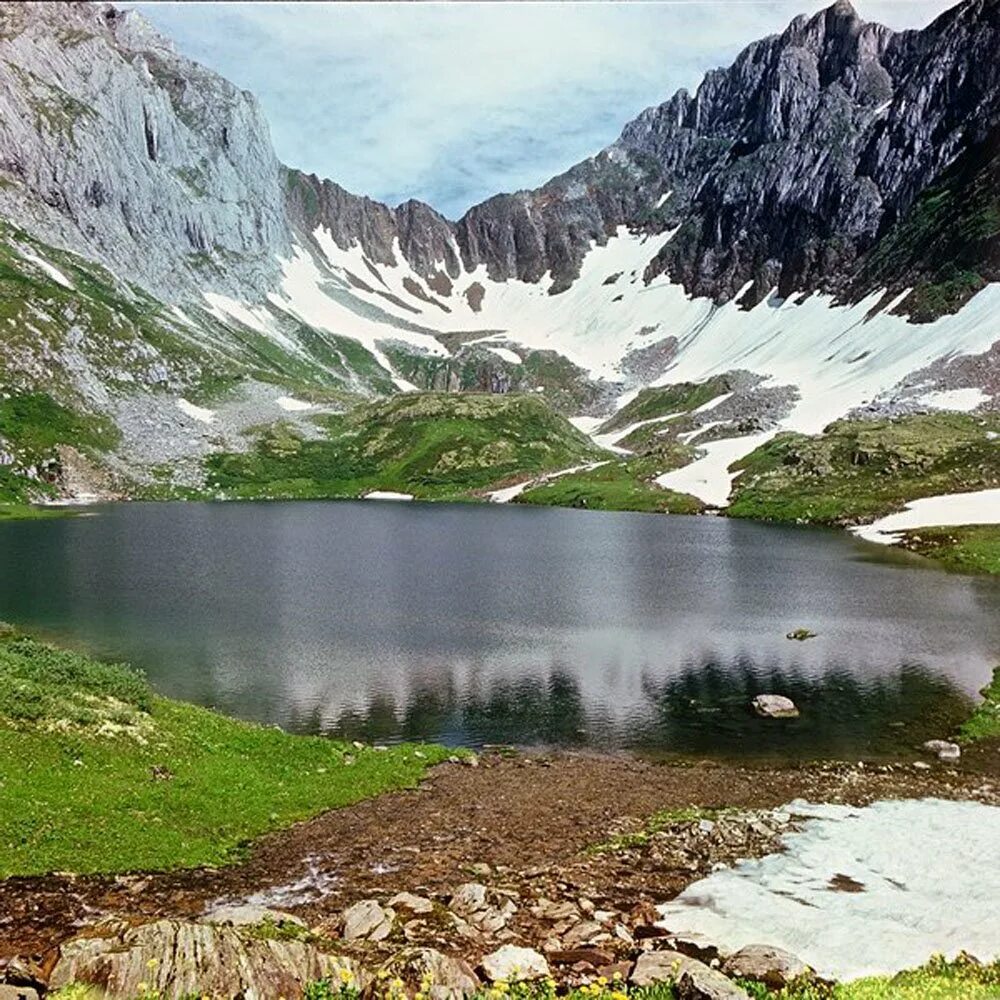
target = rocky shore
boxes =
[2,748,998,999]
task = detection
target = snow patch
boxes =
[177,398,214,424]
[657,799,1000,981]
[363,491,414,501]
[852,488,1000,544]
[485,346,522,365]
[656,431,777,507]
[276,396,314,412]
[488,461,610,504]
[920,388,989,412]
[19,248,73,289]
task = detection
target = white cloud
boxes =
[135,1,959,218]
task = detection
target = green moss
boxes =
[958,667,1000,743]
[516,459,702,514]
[0,629,454,876]
[727,414,1000,525]
[599,378,730,434]
[899,524,1000,575]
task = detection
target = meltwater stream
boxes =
[0,500,998,759]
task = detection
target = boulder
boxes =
[384,947,480,1000]
[722,944,810,988]
[389,892,435,916]
[629,950,703,986]
[450,883,488,916]
[480,945,550,982]
[677,966,751,999]
[562,920,609,949]
[0,988,39,1000]
[752,694,799,718]
[922,739,961,762]
[49,919,365,1000]
[341,899,395,941]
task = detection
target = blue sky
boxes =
[136,1,956,219]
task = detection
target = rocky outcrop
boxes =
[5,0,997,320]
[48,919,365,999]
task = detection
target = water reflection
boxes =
[0,500,997,760]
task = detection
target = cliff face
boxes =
[2,0,997,313]
[282,0,1000,311]
[0,1,288,299]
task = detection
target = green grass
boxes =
[0,629,453,876]
[516,459,702,514]
[598,377,730,434]
[0,503,66,521]
[51,955,1000,1000]
[958,667,1000,743]
[206,392,607,501]
[727,414,1000,525]
[899,524,1000,575]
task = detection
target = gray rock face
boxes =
[3,0,998,320]
[0,1,288,301]
[49,919,365,1000]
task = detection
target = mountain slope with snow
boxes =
[0,0,996,512]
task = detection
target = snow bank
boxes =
[363,491,414,501]
[485,346,522,365]
[656,431,777,506]
[488,461,609,504]
[920,388,990,411]
[276,396,313,412]
[657,799,1000,981]
[177,398,214,424]
[19,248,73,289]
[852,488,1000,544]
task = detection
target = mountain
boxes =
[0,0,997,507]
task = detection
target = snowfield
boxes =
[656,799,1000,981]
[852,489,1000,544]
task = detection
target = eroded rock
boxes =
[722,944,810,988]
[383,947,480,1000]
[49,919,364,1000]
[342,899,396,941]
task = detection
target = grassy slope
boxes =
[727,413,1000,526]
[206,392,608,501]
[959,667,1000,743]
[0,628,452,876]
[516,459,702,514]
[898,524,1000,575]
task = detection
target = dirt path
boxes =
[3,747,998,965]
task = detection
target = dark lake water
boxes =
[1,500,998,760]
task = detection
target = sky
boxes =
[136,1,958,220]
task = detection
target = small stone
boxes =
[752,694,800,718]
[451,883,488,915]
[630,950,702,986]
[562,920,608,948]
[677,965,751,999]
[922,739,961,762]
[722,944,810,988]
[389,892,435,915]
[480,945,550,982]
[913,760,932,770]
[341,899,395,941]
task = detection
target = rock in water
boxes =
[49,919,365,1000]
[752,694,800,718]
[722,944,810,988]
[480,945,550,982]
[922,739,961,761]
